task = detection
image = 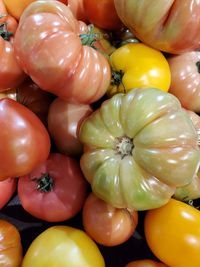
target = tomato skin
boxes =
[0,219,23,267]
[0,178,17,208]
[144,198,200,267]
[21,225,105,267]
[114,0,200,54]
[108,43,171,97]
[168,51,200,113]
[47,98,92,157]
[125,259,168,267]
[83,0,123,30]
[0,98,51,181]
[18,153,88,222]
[14,0,111,104]
[82,192,138,246]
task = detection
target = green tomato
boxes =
[79,88,200,210]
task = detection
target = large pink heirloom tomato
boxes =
[79,88,200,210]
[14,0,111,104]
[114,0,200,54]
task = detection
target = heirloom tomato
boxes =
[0,98,50,181]
[14,0,111,104]
[168,51,200,113]
[18,153,88,222]
[114,0,200,54]
[21,225,105,267]
[48,98,93,157]
[108,43,171,97]
[0,178,17,209]
[125,259,168,267]
[144,198,200,267]
[79,88,200,210]
[82,192,138,246]
[0,0,26,91]
[0,219,23,267]
[83,0,123,30]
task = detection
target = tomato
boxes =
[67,0,88,22]
[0,98,50,181]
[21,225,105,267]
[83,0,123,30]
[14,0,111,104]
[125,259,168,267]
[107,43,171,97]
[48,98,93,157]
[168,51,200,113]
[144,198,200,267]
[0,0,26,91]
[82,192,138,246]
[0,219,23,267]
[18,153,88,222]
[0,178,17,208]
[114,0,200,54]
[79,88,200,210]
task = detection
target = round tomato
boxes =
[82,192,138,246]
[107,43,171,97]
[67,0,88,22]
[21,225,105,267]
[114,0,200,54]
[14,0,111,104]
[47,98,93,157]
[83,0,123,30]
[168,51,200,113]
[0,219,23,267]
[0,178,17,208]
[0,0,26,91]
[144,198,200,267]
[0,98,50,181]
[18,153,88,222]
[125,259,168,267]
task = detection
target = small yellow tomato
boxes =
[21,225,105,267]
[108,43,171,97]
[3,0,35,20]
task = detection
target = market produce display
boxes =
[0,0,200,266]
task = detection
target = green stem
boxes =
[79,24,102,49]
[0,23,13,41]
[32,173,54,193]
[196,60,200,73]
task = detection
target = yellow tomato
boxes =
[3,0,35,20]
[144,198,200,267]
[21,225,105,267]
[108,43,171,97]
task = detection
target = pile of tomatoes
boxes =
[0,0,200,267]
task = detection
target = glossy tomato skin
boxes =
[83,0,123,30]
[144,198,200,267]
[18,153,88,222]
[125,259,168,267]
[14,0,111,104]
[21,225,105,267]
[114,0,200,54]
[0,0,26,91]
[168,51,200,113]
[0,178,17,208]
[82,192,138,246]
[48,98,93,157]
[0,219,23,267]
[0,98,51,181]
[79,88,200,210]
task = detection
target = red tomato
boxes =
[0,98,51,181]
[168,51,200,113]
[0,219,23,267]
[18,153,88,222]
[83,0,123,30]
[82,192,138,246]
[0,0,26,91]
[125,259,168,267]
[48,98,93,157]
[0,178,17,208]
[67,0,88,22]
[14,0,111,104]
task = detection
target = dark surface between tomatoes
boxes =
[0,192,159,267]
